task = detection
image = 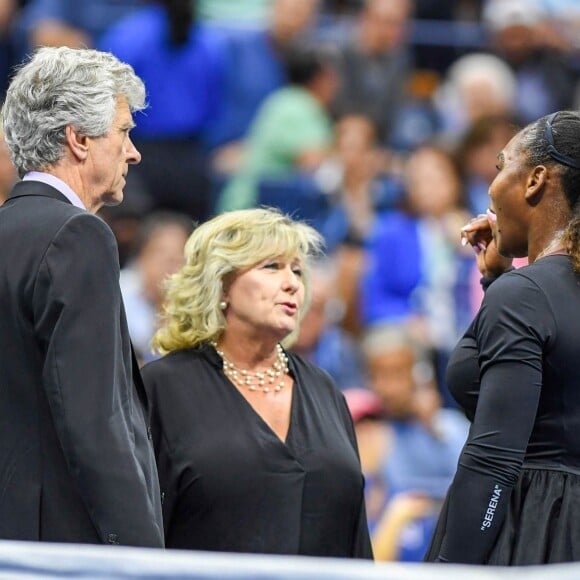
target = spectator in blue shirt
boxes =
[16,0,145,56]
[99,0,226,221]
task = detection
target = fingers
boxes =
[461,213,489,232]
[460,230,486,252]
[460,214,493,254]
[461,238,487,254]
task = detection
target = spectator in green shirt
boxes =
[217,46,336,212]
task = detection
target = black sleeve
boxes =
[438,273,555,563]
[338,391,374,560]
[33,213,164,547]
[142,359,179,540]
[479,267,515,292]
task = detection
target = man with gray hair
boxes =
[0,46,164,547]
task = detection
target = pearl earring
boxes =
[219,301,227,311]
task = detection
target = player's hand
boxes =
[460,210,512,279]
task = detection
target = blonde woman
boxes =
[143,207,373,558]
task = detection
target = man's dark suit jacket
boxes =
[0,180,164,547]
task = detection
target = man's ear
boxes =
[65,125,89,161]
[524,165,548,206]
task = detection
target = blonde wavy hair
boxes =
[153,208,324,354]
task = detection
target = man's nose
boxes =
[127,137,141,165]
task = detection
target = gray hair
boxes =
[1,46,146,177]
[361,323,421,359]
[361,323,436,385]
[446,53,516,106]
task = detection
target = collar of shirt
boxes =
[22,172,86,210]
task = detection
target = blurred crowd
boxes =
[2,0,580,563]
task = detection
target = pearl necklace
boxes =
[211,342,289,393]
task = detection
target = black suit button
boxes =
[107,533,120,545]
[147,426,153,441]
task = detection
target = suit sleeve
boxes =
[437,273,554,563]
[32,213,164,547]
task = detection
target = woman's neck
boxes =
[217,335,280,370]
[530,230,568,263]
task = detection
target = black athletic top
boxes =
[142,344,373,559]
[435,256,580,564]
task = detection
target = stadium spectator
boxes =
[205,0,320,161]
[434,52,518,144]
[454,113,519,215]
[217,45,336,212]
[332,0,414,145]
[121,211,194,364]
[291,258,365,390]
[16,0,144,55]
[99,0,225,221]
[482,0,578,124]
[344,324,467,559]
[360,143,472,355]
